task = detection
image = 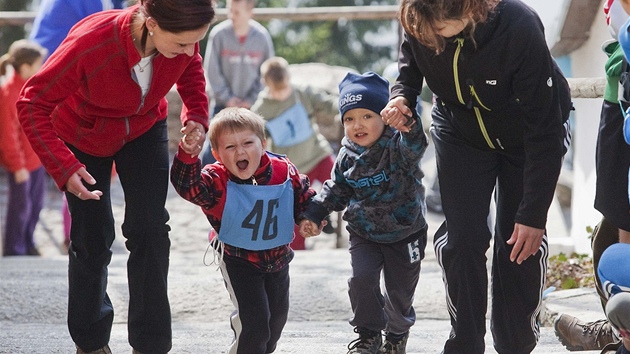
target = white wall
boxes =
[569,0,610,254]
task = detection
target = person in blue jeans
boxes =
[0,40,48,256]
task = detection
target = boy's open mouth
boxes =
[236,160,249,170]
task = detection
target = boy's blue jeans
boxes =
[66,120,172,353]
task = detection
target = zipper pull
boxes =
[466,79,475,109]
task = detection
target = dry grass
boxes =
[546,252,595,290]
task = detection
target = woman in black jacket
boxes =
[381,0,572,353]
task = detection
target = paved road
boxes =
[0,152,604,353]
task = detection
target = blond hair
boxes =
[399,0,499,54]
[261,56,290,90]
[209,107,266,149]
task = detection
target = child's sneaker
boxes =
[379,331,409,353]
[347,327,382,354]
[75,345,112,354]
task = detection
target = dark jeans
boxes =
[3,166,46,255]
[66,120,172,353]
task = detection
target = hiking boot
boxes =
[347,327,382,354]
[554,313,618,350]
[379,331,409,353]
[76,345,112,354]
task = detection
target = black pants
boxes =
[219,254,290,354]
[594,101,630,232]
[66,120,172,353]
[432,126,547,354]
[347,228,427,335]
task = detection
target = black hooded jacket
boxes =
[391,0,572,229]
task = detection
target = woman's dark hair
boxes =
[0,39,47,76]
[137,0,215,53]
[399,0,499,54]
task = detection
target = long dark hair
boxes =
[0,39,47,76]
[399,0,499,54]
[136,0,216,54]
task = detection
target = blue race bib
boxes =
[265,102,313,147]
[218,178,295,250]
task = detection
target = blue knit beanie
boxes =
[338,71,390,122]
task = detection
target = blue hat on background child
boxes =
[338,71,390,122]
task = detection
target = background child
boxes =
[0,39,47,256]
[298,72,428,354]
[201,0,274,166]
[251,56,339,249]
[171,107,315,354]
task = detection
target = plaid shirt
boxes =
[171,148,315,271]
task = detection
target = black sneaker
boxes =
[347,327,382,354]
[380,331,409,353]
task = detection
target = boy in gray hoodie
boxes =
[298,71,428,354]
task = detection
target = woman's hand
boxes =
[380,96,413,133]
[65,167,103,200]
[507,223,545,264]
[180,121,205,157]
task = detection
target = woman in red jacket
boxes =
[17,0,214,353]
[0,39,47,257]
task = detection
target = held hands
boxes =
[180,121,205,158]
[506,223,545,264]
[298,219,326,238]
[380,97,414,133]
[65,167,103,201]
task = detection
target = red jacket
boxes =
[171,149,316,271]
[17,5,209,190]
[0,73,41,173]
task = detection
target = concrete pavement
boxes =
[0,155,606,353]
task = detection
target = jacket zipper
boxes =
[452,38,496,149]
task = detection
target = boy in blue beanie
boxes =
[298,71,429,354]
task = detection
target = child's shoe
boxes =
[347,327,382,354]
[379,331,409,353]
[76,345,112,354]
